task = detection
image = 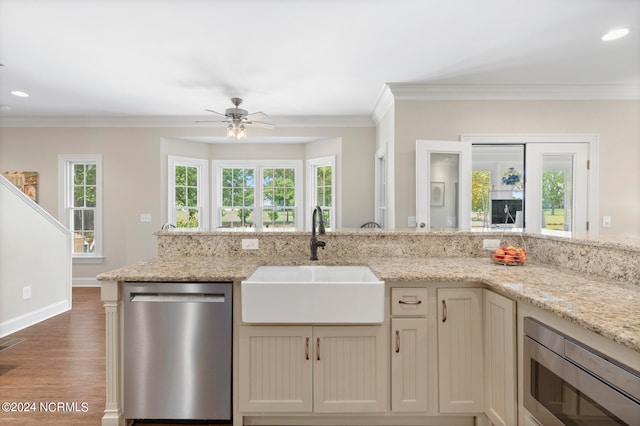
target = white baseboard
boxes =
[73,277,101,287]
[0,300,71,339]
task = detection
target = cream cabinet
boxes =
[437,287,484,413]
[390,287,428,413]
[483,289,516,426]
[239,325,387,414]
[238,326,312,413]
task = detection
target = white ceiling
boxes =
[0,0,638,124]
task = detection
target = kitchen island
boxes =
[98,231,640,426]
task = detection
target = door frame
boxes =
[461,134,599,236]
[416,140,472,230]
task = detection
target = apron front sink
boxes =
[241,265,384,324]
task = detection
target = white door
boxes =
[525,143,589,235]
[416,140,472,230]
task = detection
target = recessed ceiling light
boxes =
[11,90,29,98]
[602,28,630,41]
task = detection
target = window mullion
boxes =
[255,166,263,229]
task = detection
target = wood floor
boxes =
[0,287,105,425]
[0,287,232,426]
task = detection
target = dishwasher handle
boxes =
[130,293,226,303]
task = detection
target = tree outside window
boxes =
[542,170,565,230]
[263,167,296,228]
[72,163,97,253]
[221,167,255,228]
[471,170,490,223]
[174,165,199,228]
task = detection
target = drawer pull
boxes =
[395,330,400,353]
[399,299,422,305]
[305,337,310,360]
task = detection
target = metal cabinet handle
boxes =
[305,337,310,360]
[316,337,321,361]
[399,299,422,305]
[395,330,400,353]
[442,300,447,322]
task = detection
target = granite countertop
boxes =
[98,256,640,353]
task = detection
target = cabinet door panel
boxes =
[391,318,428,412]
[437,288,483,413]
[313,326,387,413]
[484,290,516,426]
[239,326,313,412]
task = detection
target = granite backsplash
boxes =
[155,231,640,285]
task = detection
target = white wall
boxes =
[0,176,71,337]
[390,99,640,237]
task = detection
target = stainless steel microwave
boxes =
[523,317,640,425]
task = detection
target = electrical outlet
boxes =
[23,286,32,299]
[242,239,259,250]
[483,239,502,250]
[408,216,417,227]
[602,216,612,228]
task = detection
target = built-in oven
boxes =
[524,317,640,425]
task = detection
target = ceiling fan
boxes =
[198,97,275,139]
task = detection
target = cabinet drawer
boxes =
[391,288,427,316]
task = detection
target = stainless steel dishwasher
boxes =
[124,282,232,421]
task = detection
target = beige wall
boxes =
[0,125,376,279]
[390,99,640,237]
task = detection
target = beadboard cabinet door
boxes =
[391,318,428,412]
[437,287,484,413]
[483,289,516,426]
[313,326,387,413]
[239,325,387,414]
[238,326,313,413]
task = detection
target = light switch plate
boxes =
[602,216,612,228]
[140,213,152,223]
[483,239,502,250]
[242,239,259,250]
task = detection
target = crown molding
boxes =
[0,114,374,128]
[385,83,640,100]
[370,84,395,124]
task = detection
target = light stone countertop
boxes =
[97,256,640,354]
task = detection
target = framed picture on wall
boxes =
[431,182,444,207]
[2,171,38,203]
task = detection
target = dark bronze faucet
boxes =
[310,205,326,261]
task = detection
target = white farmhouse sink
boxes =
[241,265,384,324]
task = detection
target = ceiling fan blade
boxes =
[244,111,267,121]
[247,120,276,129]
[205,109,228,117]
[195,120,230,123]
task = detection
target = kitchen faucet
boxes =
[310,205,326,261]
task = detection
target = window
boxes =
[220,167,255,228]
[213,160,302,230]
[306,156,335,230]
[59,155,103,261]
[471,170,491,224]
[168,156,208,230]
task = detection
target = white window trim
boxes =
[374,147,387,229]
[306,156,336,231]
[168,155,209,231]
[58,154,104,262]
[212,160,303,231]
